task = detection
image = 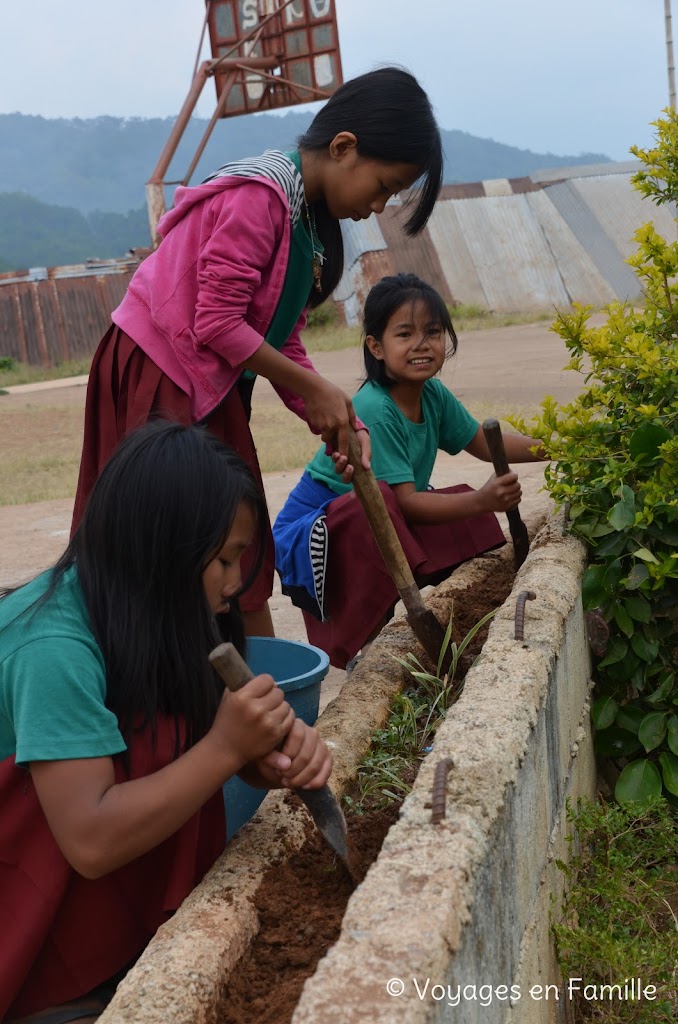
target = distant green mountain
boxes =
[0,192,149,271]
[0,112,611,269]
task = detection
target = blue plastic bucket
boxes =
[222,636,330,838]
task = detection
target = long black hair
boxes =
[362,273,458,388]
[1,422,267,752]
[299,67,444,307]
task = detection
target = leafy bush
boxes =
[511,111,678,806]
[0,356,16,372]
[305,302,339,330]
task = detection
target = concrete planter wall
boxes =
[98,507,595,1024]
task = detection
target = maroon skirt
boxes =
[303,483,505,669]
[71,325,274,613]
[0,716,225,1018]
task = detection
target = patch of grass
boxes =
[554,798,678,1022]
[346,605,498,812]
[0,358,92,388]
[0,406,83,505]
[302,322,361,353]
[451,303,554,332]
[248,403,321,473]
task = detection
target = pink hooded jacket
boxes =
[112,174,317,422]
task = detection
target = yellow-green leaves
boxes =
[514,111,678,805]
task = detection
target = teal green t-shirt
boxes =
[0,566,126,764]
[307,378,479,496]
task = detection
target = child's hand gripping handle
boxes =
[482,418,512,478]
[209,642,286,757]
[209,642,255,692]
[481,418,530,570]
[208,642,354,875]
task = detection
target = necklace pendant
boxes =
[312,256,322,292]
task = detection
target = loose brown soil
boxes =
[219,556,516,1024]
[221,803,400,1024]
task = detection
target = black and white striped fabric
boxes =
[309,515,328,620]
[202,150,304,227]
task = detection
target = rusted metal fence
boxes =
[0,261,138,367]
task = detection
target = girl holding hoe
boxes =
[71,66,444,638]
[0,422,331,1023]
[274,274,546,669]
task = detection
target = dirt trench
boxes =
[218,557,517,1024]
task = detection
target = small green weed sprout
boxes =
[346,605,498,813]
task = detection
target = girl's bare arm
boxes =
[391,472,522,525]
[29,675,294,879]
[242,343,371,464]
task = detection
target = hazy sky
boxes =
[0,0,673,162]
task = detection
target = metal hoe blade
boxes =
[208,643,357,880]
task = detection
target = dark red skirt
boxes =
[303,483,505,669]
[0,717,225,1018]
[71,326,274,613]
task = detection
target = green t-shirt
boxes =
[307,378,479,496]
[0,566,126,764]
[241,150,322,381]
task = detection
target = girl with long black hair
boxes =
[0,421,331,1023]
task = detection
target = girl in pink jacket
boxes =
[72,67,443,637]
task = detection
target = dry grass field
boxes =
[0,313,589,509]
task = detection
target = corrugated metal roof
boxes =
[334,216,388,306]
[545,180,640,300]
[530,159,642,183]
[377,206,452,303]
[525,190,616,307]
[0,256,141,287]
[482,178,513,197]
[571,174,678,257]
[339,216,387,270]
[426,200,488,308]
[429,182,486,201]
[452,193,571,310]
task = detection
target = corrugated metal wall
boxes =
[545,180,640,300]
[525,190,616,308]
[378,204,452,303]
[2,163,673,361]
[427,201,488,308]
[454,193,571,310]
[0,271,133,365]
[571,174,678,256]
[332,162,666,318]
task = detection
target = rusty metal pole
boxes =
[145,56,284,246]
[666,0,676,110]
[180,57,279,186]
[145,60,213,246]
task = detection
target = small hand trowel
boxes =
[208,642,357,881]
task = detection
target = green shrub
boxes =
[306,302,340,330]
[511,111,678,806]
[0,356,17,372]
